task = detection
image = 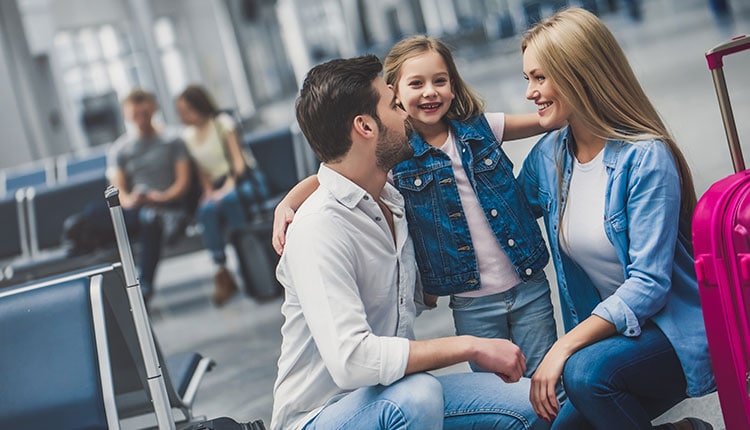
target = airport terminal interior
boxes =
[1,0,750,428]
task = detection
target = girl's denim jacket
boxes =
[391,114,549,296]
[518,126,715,397]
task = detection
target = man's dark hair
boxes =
[123,88,157,106]
[295,55,383,163]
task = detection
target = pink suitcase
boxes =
[692,34,750,430]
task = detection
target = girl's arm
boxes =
[503,112,547,141]
[272,175,320,255]
[530,316,616,422]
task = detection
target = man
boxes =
[83,89,191,302]
[271,55,545,430]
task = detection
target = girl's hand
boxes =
[530,344,569,422]
[272,204,296,255]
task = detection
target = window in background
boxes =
[154,17,188,97]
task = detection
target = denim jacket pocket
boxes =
[395,171,434,193]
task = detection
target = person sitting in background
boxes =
[175,84,262,306]
[103,88,191,303]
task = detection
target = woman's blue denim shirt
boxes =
[391,114,549,296]
[518,126,715,397]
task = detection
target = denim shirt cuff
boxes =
[592,295,641,337]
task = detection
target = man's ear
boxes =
[352,114,375,138]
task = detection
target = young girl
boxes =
[273,35,557,376]
[176,85,248,306]
[518,8,715,429]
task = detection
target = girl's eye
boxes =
[434,77,449,85]
[535,75,545,82]
[408,80,422,87]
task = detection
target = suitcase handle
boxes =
[706,35,750,173]
[105,185,176,430]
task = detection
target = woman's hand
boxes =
[530,344,569,423]
[272,203,296,255]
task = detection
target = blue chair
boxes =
[57,149,109,183]
[0,159,55,198]
[25,173,109,254]
[0,191,29,264]
[0,265,215,428]
[0,267,118,429]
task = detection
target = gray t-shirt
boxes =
[110,130,188,193]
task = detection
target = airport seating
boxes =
[0,267,117,429]
[0,192,28,264]
[26,172,109,253]
[56,148,109,182]
[0,124,315,290]
[0,159,55,199]
[0,264,214,428]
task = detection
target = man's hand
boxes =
[472,338,527,383]
[272,204,296,255]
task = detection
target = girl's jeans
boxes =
[450,271,558,376]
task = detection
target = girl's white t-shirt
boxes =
[442,113,523,297]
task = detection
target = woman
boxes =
[176,85,250,306]
[517,8,715,429]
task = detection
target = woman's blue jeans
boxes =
[552,323,687,429]
[304,372,548,429]
[450,271,558,376]
[197,188,246,265]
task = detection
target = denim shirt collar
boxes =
[558,125,628,171]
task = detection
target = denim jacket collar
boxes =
[409,118,488,157]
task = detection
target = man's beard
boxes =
[375,126,413,171]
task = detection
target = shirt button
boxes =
[375,216,382,222]
[414,178,422,187]
[484,158,493,166]
[628,329,635,335]
[490,209,498,217]
[507,239,515,247]
[525,268,532,276]
[363,195,369,200]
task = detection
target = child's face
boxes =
[395,50,455,131]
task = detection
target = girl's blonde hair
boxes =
[522,7,697,231]
[383,35,485,121]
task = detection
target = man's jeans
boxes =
[450,272,558,376]
[553,323,687,429]
[303,372,548,429]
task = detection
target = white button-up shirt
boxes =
[271,164,421,430]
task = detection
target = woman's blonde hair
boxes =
[383,35,484,121]
[522,7,696,231]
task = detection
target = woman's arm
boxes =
[223,127,248,176]
[530,316,616,421]
[503,112,547,141]
[272,175,320,254]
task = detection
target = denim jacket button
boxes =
[363,195,369,200]
[414,178,422,187]
[508,239,515,247]
[525,268,532,275]
[375,216,382,222]
[490,209,498,217]
[484,158,493,166]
